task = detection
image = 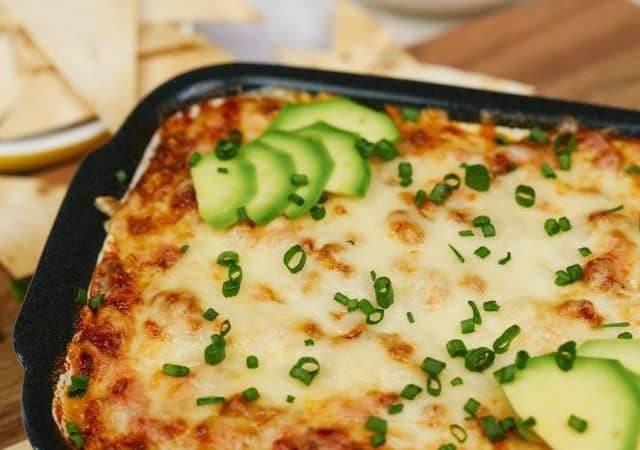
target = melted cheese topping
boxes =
[54,93,640,450]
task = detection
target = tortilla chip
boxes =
[3,440,31,450]
[5,0,138,132]
[0,33,21,120]
[0,5,17,31]
[10,29,49,72]
[0,176,65,278]
[140,24,208,57]
[0,70,94,140]
[139,0,260,24]
[139,45,233,97]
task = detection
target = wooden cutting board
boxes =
[410,0,640,110]
[2,0,640,447]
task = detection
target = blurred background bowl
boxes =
[360,0,516,15]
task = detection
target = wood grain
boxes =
[410,0,640,110]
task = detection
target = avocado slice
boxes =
[191,152,257,229]
[295,122,370,198]
[501,355,640,450]
[239,141,296,226]
[258,131,334,219]
[268,97,400,143]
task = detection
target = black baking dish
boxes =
[13,63,640,449]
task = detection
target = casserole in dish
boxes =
[14,64,640,450]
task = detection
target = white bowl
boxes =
[360,0,515,15]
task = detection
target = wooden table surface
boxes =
[1,0,639,446]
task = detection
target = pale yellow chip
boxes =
[3,440,31,450]
[5,0,138,133]
[10,29,49,72]
[139,0,260,24]
[0,70,94,140]
[0,4,17,31]
[139,24,209,57]
[139,45,233,97]
[0,32,21,120]
[0,176,65,278]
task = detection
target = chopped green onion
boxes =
[429,183,452,204]
[398,162,412,178]
[618,331,633,339]
[481,416,506,442]
[500,417,516,432]
[400,383,422,400]
[468,300,482,325]
[288,192,305,206]
[246,355,259,369]
[179,244,189,253]
[540,162,556,179]
[366,309,385,324]
[557,152,572,170]
[406,311,415,324]
[373,276,394,308]
[566,264,583,281]
[522,417,537,428]
[365,416,387,433]
[481,223,496,237]
[450,424,468,443]
[88,293,105,310]
[66,422,85,449]
[388,403,404,414]
[310,205,326,221]
[400,177,412,187]
[447,339,468,358]
[545,218,560,236]
[242,387,260,401]
[460,318,475,334]
[555,340,577,371]
[438,444,456,450]
[216,250,239,267]
[237,206,248,221]
[370,433,386,447]
[529,127,549,145]
[188,152,202,167]
[286,395,296,403]
[334,292,350,306]
[215,139,240,160]
[204,334,226,365]
[449,244,465,263]
[458,229,474,237]
[483,301,500,312]
[558,216,571,231]
[472,215,491,226]
[600,322,630,328]
[222,264,242,297]
[401,107,420,122]
[494,133,509,145]
[291,174,308,186]
[493,364,516,384]
[304,338,315,346]
[196,396,225,406]
[464,164,491,192]
[553,132,577,171]
[74,287,87,305]
[283,244,306,274]
[444,173,461,189]
[492,325,521,354]
[289,356,320,385]
[67,374,90,397]
[625,165,640,174]
[578,247,592,257]
[346,297,360,312]
[474,246,491,259]
[515,350,530,370]
[162,363,190,377]
[203,307,218,321]
[463,398,480,418]
[515,184,536,208]
[356,137,376,158]
[415,189,426,206]
[374,139,399,161]
[555,270,572,286]
[465,347,495,372]
[498,252,512,265]
[601,204,624,214]
[358,298,374,314]
[115,169,127,183]
[451,377,463,386]
[568,415,588,433]
[421,357,447,376]
[426,375,442,397]
[217,167,228,174]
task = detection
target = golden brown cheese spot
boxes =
[460,273,487,294]
[152,246,183,270]
[378,333,414,363]
[255,283,284,303]
[80,322,124,358]
[555,299,604,327]
[144,320,163,338]
[91,253,139,313]
[487,151,517,176]
[110,377,130,396]
[300,321,324,338]
[302,240,353,275]
[421,403,448,428]
[341,323,365,339]
[333,204,348,215]
[220,394,280,423]
[273,428,363,450]
[581,132,622,171]
[387,210,425,244]
[399,191,435,218]
[448,208,472,224]
[146,291,204,334]
[128,215,155,235]
[584,256,625,291]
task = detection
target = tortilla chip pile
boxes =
[0,0,257,140]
